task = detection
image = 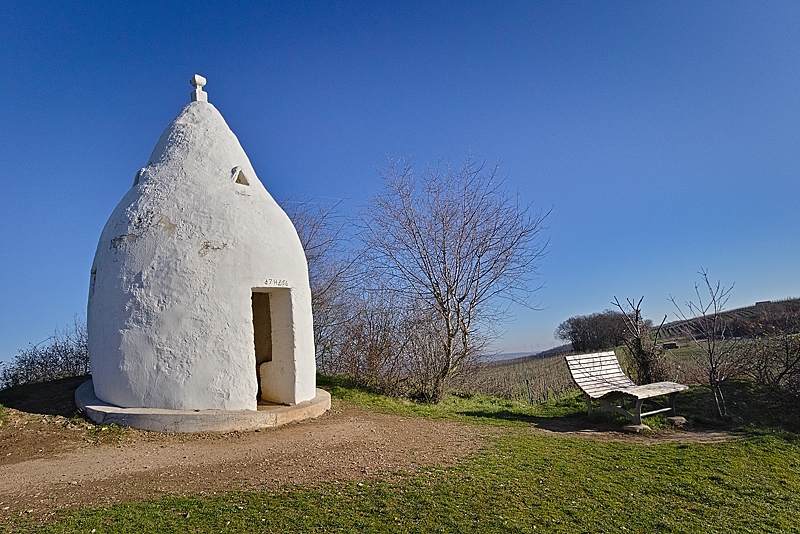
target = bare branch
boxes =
[612,297,668,384]
[669,269,740,417]
[360,155,549,401]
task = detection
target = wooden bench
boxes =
[565,351,688,425]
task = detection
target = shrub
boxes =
[0,317,89,390]
[740,309,800,397]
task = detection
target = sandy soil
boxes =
[0,377,492,526]
[0,376,731,527]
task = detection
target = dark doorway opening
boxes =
[251,291,272,401]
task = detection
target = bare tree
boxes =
[613,297,668,384]
[669,269,741,417]
[281,198,357,371]
[361,156,549,402]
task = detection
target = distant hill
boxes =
[488,299,800,366]
[535,343,574,358]
[482,343,573,368]
[660,297,800,342]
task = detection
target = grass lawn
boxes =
[7,377,800,533]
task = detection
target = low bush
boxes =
[0,318,88,390]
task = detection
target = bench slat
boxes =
[565,350,688,425]
[565,351,688,400]
[565,351,634,396]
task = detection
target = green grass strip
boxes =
[318,374,589,424]
[320,375,800,436]
[20,432,800,533]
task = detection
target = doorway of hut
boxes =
[251,291,272,401]
[251,287,293,404]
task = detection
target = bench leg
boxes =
[669,392,677,416]
[584,393,592,415]
[633,399,644,425]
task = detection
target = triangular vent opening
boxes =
[232,166,249,186]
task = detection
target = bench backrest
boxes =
[565,351,636,398]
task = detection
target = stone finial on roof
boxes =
[190,74,207,102]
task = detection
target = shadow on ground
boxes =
[459,380,800,439]
[454,408,628,433]
[0,375,89,417]
[677,380,800,435]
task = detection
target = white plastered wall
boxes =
[88,98,316,411]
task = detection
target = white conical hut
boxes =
[87,75,317,412]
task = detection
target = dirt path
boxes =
[0,401,488,526]
[0,377,732,527]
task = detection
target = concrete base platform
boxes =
[75,380,331,433]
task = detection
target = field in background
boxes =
[468,353,578,404]
[469,342,730,404]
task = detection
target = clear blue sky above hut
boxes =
[2,1,799,361]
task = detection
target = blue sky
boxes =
[2,1,800,361]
